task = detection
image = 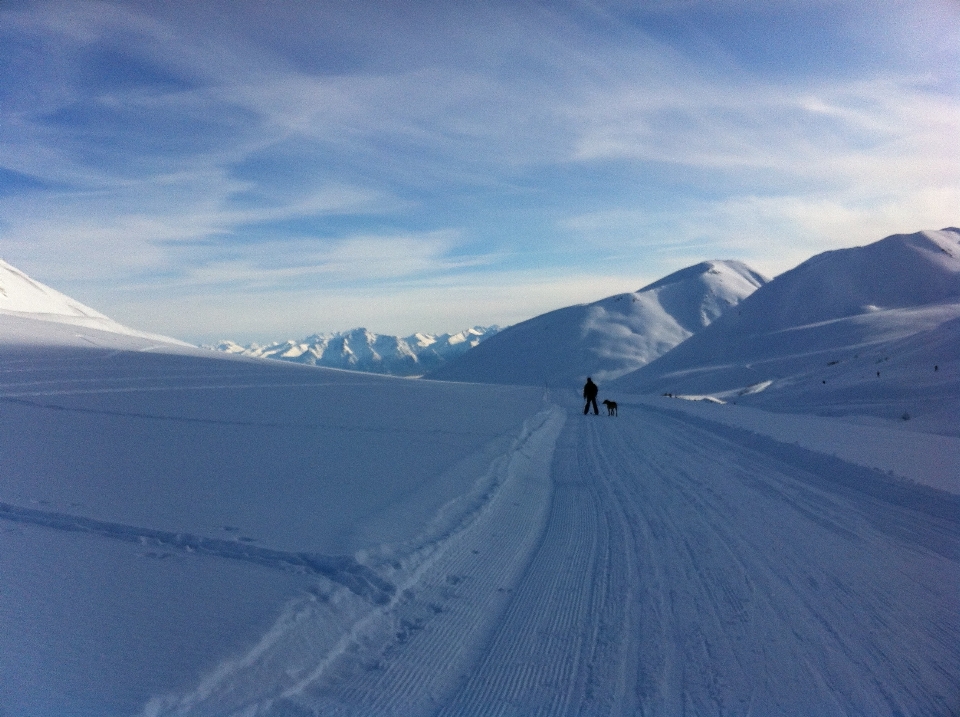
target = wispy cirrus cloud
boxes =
[0,0,957,341]
[138,230,490,292]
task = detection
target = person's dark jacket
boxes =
[583,378,598,400]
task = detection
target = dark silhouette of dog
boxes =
[602,399,618,416]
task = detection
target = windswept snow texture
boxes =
[213,326,499,376]
[0,258,190,345]
[615,228,960,432]
[428,260,766,387]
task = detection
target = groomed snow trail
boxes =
[150,394,959,715]
[145,405,567,716]
[436,396,959,716]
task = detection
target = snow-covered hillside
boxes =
[428,260,767,387]
[2,312,957,715]
[0,259,190,345]
[614,228,960,433]
[1,238,958,714]
[213,326,498,376]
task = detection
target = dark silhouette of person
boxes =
[583,377,599,415]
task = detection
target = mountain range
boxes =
[427,260,767,387]
[3,228,957,433]
[211,260,768,381]
[612,227,960,432]
[213,327,499,376]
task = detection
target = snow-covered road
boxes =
[174,393,959,716]
[426,396,960,716]
[496,398,960,715]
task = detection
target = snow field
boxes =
[0,320,555,714]
[632,395,960,494]
[3,226,960,717]
[149,405,566,715]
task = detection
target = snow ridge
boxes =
[0,259,190,344]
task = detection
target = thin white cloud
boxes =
[87,229,500,296]
[566,73,960,186]
[112,267,648,344]
[1,0,957,340]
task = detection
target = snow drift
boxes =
[428,260,767,387]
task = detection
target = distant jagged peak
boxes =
[444,326,495,345]
[411,332,437,347]
[212,325,502,376]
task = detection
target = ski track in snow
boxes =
[148,395,959,716]
[144,405,567,716]
[0,503,395,604]
[435,400,959,715]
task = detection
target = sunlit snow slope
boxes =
[0,259,189,344]
[614,228,960,433]
[428,260,766,387]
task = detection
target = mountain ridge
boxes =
[212,326,500,376]
[611,228,960,432]
[426,259,768,387]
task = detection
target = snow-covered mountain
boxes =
[213,326,499,376]
[427,260,767,387]
[613,228,960,432]
[0,258,190,345]
[2,234,958,714]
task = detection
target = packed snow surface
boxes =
[2,312,957,715]
[428,260,767,387]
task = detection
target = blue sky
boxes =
[1,0,958,344]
